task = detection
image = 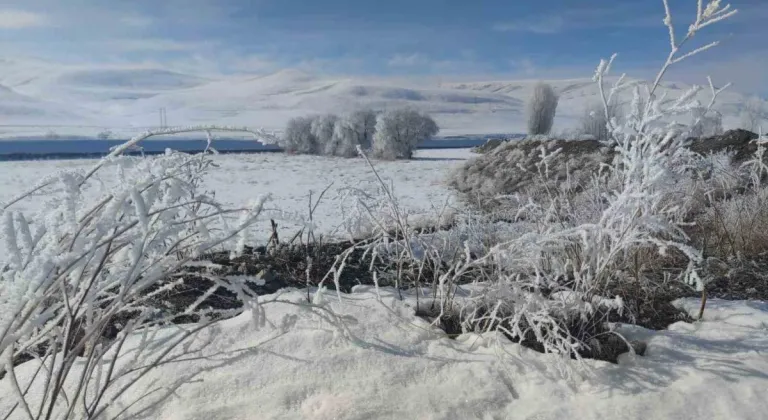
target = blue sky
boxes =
[0,0,766,93]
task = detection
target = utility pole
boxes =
[159,108,167,129]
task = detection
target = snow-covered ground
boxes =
[0,148,473,247]
[2,150,768,419]
[2,286,766,420]
[0,58,759,138]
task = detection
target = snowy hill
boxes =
[0,58,760,137]
[0,81,94,126]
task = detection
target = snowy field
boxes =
[0,148,471,247]
[2,149,768,420]
[1,286,766,420]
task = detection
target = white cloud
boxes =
[230,55,279,73]
[493,5,659,34]
[493,16,565,34]
[0,9,47,29]
[388,53,430,68]
[106,38,215,52]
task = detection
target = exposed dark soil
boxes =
[145,236,471,324]
[416,304,648,364]
[126,231,768,365]
[699,258,768,301]
[687,129,760,164]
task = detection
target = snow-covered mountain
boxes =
[0,58,759,138]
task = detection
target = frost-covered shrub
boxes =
[347,109,377,150]
[689,107,724,138]
[579,100,620,142]
[280,116,319,154]
[312,114,339,155]
[281,111,377,158]
[691,141,768,259]
[0,126,285,419]
[740,96,767,133]
[96,129,114,140]
[526,82,559,136]
[437,0,739,370]
[328,117,365,158]
[372,108,439,160]
[450,138,613,209]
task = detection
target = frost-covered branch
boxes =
[0,127,292,419]
[83,125,280,184]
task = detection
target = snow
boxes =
[0,148,474,252]
[2,148,768,419]
[2,287,766,419]
[0,58,759,138]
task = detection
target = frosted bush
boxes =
[579,100,620,142]
[449,138,612,210]
[281,110,377,158]
[280,116,319,154]
[346,109,377,150]
[372,108,439,160]
[325,110,378,158]
[0,126,289,419]
[740,96,767,133]
[526,82,559,136]
[96,129,114,140]
[437,0,739,372]
[312,114,339,155]
[327,119,361,158]
[689,106,724,138]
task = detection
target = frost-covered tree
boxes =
[329,118,363,158]
[689,107,724,138]
[325,110,378,158]
[579,100,620,142]
[348,109,377,150]
[740,96,767,133]
[280,116,319,154]
[372,108,439,160]
[526,82,559,136]
[312,114,339,156]
[281,111,377,157]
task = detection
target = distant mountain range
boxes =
[0,58,761,138]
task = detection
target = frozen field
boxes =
[0,148,472,244]
[2,286,767,420]
[2,149,768,420]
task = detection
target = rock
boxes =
[630,340,647,357]
[587,335,648,364]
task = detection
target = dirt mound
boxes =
[451,130,765,208]
[688,129,760,164]
[450,137,613,207]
